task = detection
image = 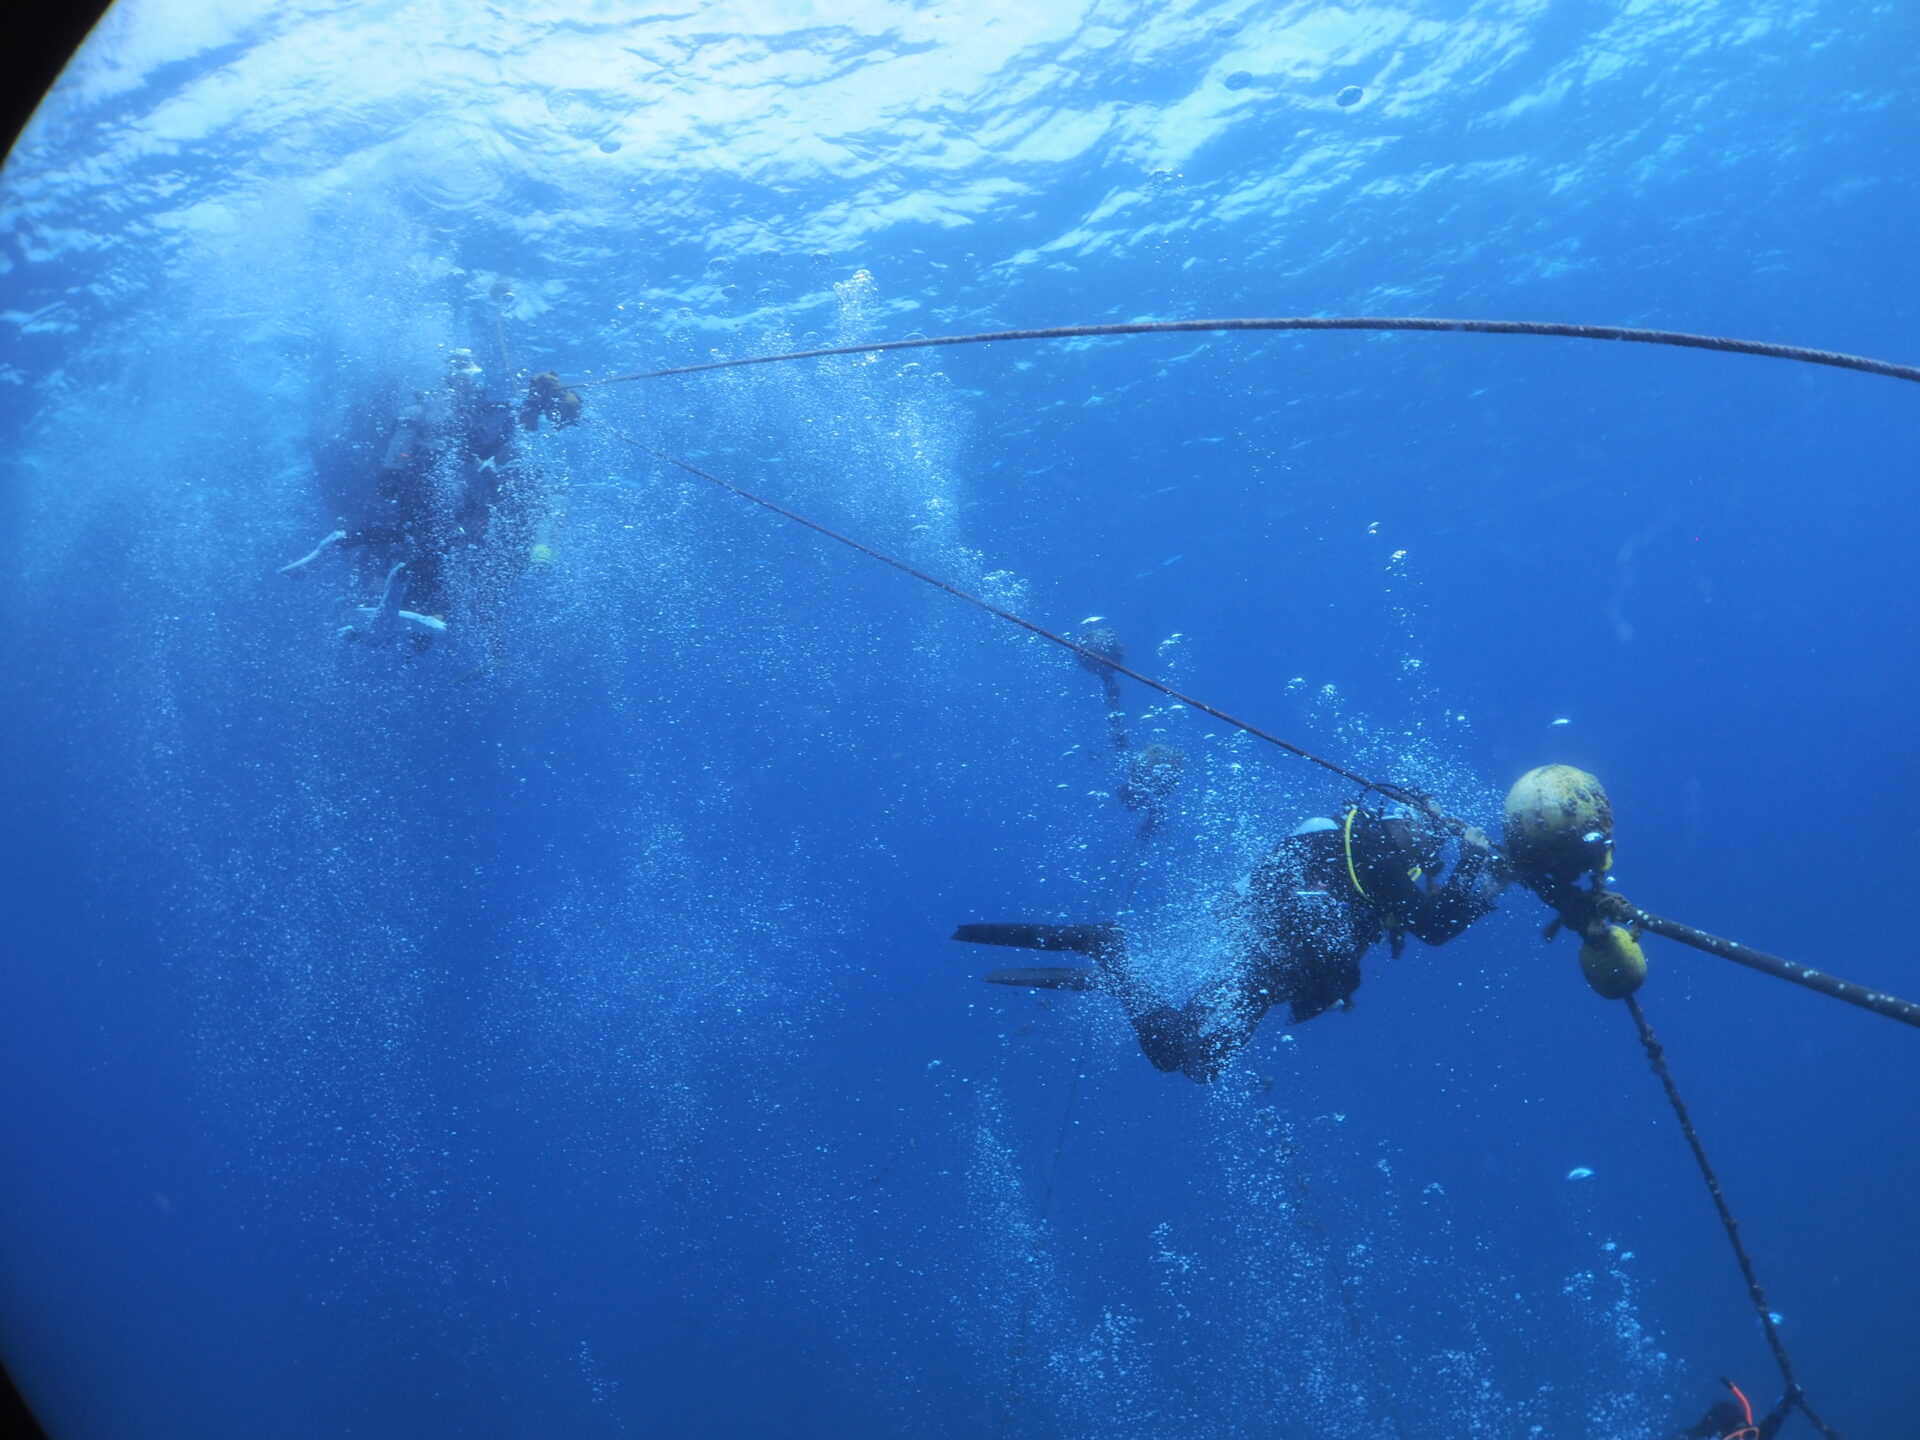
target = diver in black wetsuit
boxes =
[955,801,1505,1082]
[280,348,536,639]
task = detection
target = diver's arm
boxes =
[1400,834,1502,945]
[1756,1394,1795,1440]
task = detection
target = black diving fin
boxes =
[981,967,1098,991]
[953,922,1122,954]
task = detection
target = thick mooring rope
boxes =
[1625,907,1920,1029]
[1624,994,1846,1439]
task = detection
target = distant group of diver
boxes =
[278,349,579,648]
[283,350,1798,1437]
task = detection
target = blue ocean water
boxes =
[2,2,1916,1436]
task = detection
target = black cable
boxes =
[1273,1129,1413,1440]
[576,316,1920,389]
[1037,1048,1084,1225]
[587,418,1417,805]
[1623,994,1845,1440]
[999,1021,1086,1438]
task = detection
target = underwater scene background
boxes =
[2,1,1917,1436]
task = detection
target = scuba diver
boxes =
[956,799,1504,1082]
[280,350,577,644]
[1074,625,1184,844]
[956,626,1509,1082]
[1671,1379,1794,1439]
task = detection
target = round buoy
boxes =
[1503,764,1612,887]
[1579,925,1647,999]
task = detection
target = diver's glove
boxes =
[1456,826,1517,902]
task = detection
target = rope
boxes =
[1624,906,1920,1030]
[1037,1046,1084,1224]
[586,417,1418,806]
[1623,994,1845,1440]
[574,316,1920,390]
[1273,1127,1414,1440]
[997,1018,1086,1438]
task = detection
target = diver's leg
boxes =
[338,561,408,643]
[1133,970,1272,1083]
[396,609,448,637]
[1285,951,1363,1024]
[955,925,1272,1082]
[278,529,348,575]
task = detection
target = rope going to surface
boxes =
[586,417,1420,806]
[576,315,1920,389]
[1623,994,1846,1440]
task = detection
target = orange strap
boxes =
[1721,1380,1759,1440]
